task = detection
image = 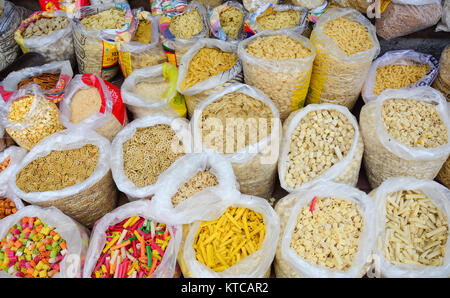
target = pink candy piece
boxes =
[19,259,26,268]
[16,272,25,278]
[12,229,20,235]
[25,262,31,269]
[33,256,40,264]
[7,251,14,257]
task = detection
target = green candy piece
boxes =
[52,241,58,248]
[33,248,39,255]
[45,244,52,251]
[0,252,4,260]
[50,250,57,258]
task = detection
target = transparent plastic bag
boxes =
[278,103,363,192]
[160,1,210,66]
[370,177,450,278]
[376,0,442,40]
[178,191,280,277]
[360,87,450,188]
[121,63,187,119]
[82,199,182,278]
[59,74,128,141]
[0,205,90,278]
[14,11,74,65]
[243,4,307,37]
[0,85,65,151]
[176,38,242,116]
[0,61,74,104]
[291,0,326,9]
[331,0,370,12]
[307,8,380,109]
[149,152,238,225]
[362,50,440,103]
[117,12,167,78]
[73,3,133,80]
[0,146,27,187]
[0,183,25,217]
[238,28,315,120]
[191,83,281,199]
[436,0,450,32]
[0,1,30,72]
[274,181,375,278]
[9,128,118,228]
[243,0,279,12]
[110,114,192,201]
[209,1,246,42]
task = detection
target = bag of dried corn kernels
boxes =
[278,103,363,192]
[274,181,375,278]
[149,152,238,225]
[177,192,280,277]
[369,177,450,278]
[360,86,450,188]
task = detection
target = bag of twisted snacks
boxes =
[14,10,74,65]
[177,191,280,277]
[116,11,167,78]
[362,50,439,103]
[0,85,65,151]
[159,1,209,67]
[0,61,74,104]
[243,3,307,38]
[306,8,380,110]
[0,146,26,187]
[376,0,442,40]
[238,28,315,121]
[110,114,191,201]
[275,181,375,278]
[59,74,128,141]
[0,205,90,278]
[0,1,31,72]
[9,128,118,228]
[209,1,246,42]
[360,86,450,188]
[278,103,363,192]
[82,199,182,278]
[73,3,133,80]
[121,63,187,119]
[370,177,450,278]
[191,83,281,199]
[176,38,242,117]
[150,152,238,225]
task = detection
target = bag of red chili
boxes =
[59,73,128,141]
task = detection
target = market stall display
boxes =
[238,28,315,120]
[360,87,450,188]
[0,205,89,278]
[274,181,375,278]
[371,178,450,278]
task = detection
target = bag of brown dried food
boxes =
[376,0,443,40]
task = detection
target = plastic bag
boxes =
[291,0,326,9]
[370,177,450,278]
[121,63,187,119]
[331,0,371,12]
[159,1,209,67]
[376,0,442,40]
[278,103,363,192]
[151,0,188,16]
[238,28,315,121]
[0,146,27,187]
[59,73,128,141]
[306,8,380,109]
[243,4,307,38]
[178,191,280,277]
[0,127,5,151]
[90,0,129,5]
[110,114,192,201]
[360,87,450,188]
[82,199,182,278]
[243,0,279,12]
[0,205,90,278]
[274,181,375,278]
[191,83,281,199]
[0,182,25,219]
[149,152,238,225]
[0,1,30,72]
[0,61,74,104]
[0,85,65,151]
[117,11,167,78]
[14,11,74,65]
[176,38,242,117]
[362,50,440,103]
[9,128,118,228]
[73,3,134,80]
[433,45,450,101]
[436,0,450,32]
[209,1,246,42]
